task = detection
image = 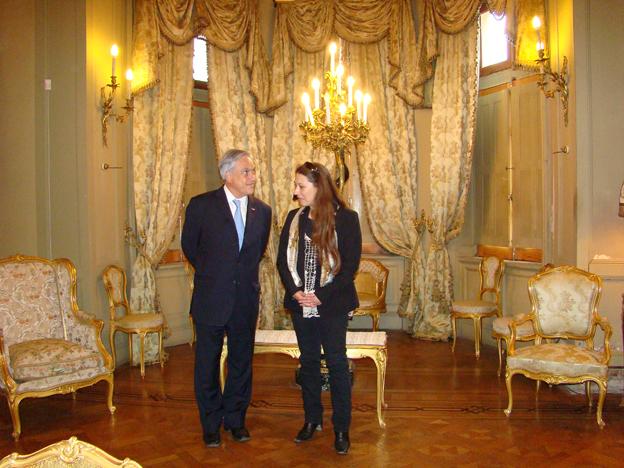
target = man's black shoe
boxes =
[204,431,221,448]
[334,431,350,454]
[294,422,322,443]
[228,427,251,442]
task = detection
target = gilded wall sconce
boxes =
[532,16,570,126]
[101,44,134,147]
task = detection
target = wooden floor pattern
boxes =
[1,332,623,466]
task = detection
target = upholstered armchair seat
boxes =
[0,255,115,440]
[114,312,164,330]
[507,343,608,378]
[451,299,497,314]
[9,338,104,382]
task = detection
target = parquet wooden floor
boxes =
[1,332,623,467]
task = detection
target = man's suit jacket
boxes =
[182,186,272,327]
[276,205,362,316]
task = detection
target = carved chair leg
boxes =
[159,330,165,369]
[596,380,607,428]
[496,337,503,376]
[109,329,117,369]
[473,317,482,359]
[188,315,195,347]
[585,381,593,408]
[139,333,146,378]
[372,313,380,332]
[504,371,514,417]
[8,397,21,441]
[451,314,457,352]
[107,376,116,414]
[128,333,134,367]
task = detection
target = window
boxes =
[193,37,208,86]
[480,12,512,75]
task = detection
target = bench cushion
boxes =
[254,329,386,347]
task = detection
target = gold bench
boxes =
[220,330,388,428]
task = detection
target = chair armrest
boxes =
[0,329,18,393]
[507,314,535,355]
[66,310,114,370]
[595,315,612,365]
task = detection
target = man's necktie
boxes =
[233,199,244,251]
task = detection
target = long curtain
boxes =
[130,42,194,361]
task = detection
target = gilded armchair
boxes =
[102,265,165,378]
[504,265,612,427]
[491,264,554,375]
[0,255,115,440]
[451,256,504,358]
[353,258,389,331]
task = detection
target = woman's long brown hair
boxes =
[295,161,346,274]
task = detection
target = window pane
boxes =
[193,37,208,82]
[481,13,508,68]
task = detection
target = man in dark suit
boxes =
[182,149,272,448]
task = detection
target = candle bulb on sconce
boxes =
[299,41,371,192]
[100,44,134,147]
[532,15,570,127]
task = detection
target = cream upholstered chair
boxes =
[353,258,389,331]
[491,263,554,375]
[451,256,504,358]
[0,255,115,441]
[504,265,612,427]
[0,436,142,467]
[102,265,164,378]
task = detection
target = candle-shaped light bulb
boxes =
[125,68,133,99]
[363,93,371,123]
[325,92,331,124]
[311,78,320,109]
[347,76,355,107]
[302,93,312,122]
[336,64,344,95]
[339,103,347,122]
[532,16,543,52]
[329,42,337,73]
[110,44,119,77]
[355,90,363,121]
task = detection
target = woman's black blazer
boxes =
[277,205,362,316]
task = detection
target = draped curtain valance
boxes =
[132,0,271,112]
[270,0,435,110]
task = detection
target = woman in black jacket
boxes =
[277,161,362,455]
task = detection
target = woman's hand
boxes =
[293,291,322,307]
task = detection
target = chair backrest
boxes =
[528,265,601,339]
[355,258,389,301]
[0,255,74,348]
[102,265,130,319]
[478,256,504,305]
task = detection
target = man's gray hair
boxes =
[218,149,253,179]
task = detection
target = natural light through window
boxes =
[480,13,508,68]
[193,37,208,82]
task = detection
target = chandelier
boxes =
[299,42,371,192]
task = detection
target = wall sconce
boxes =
[532,16,570,127]
[101,44,134,147]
